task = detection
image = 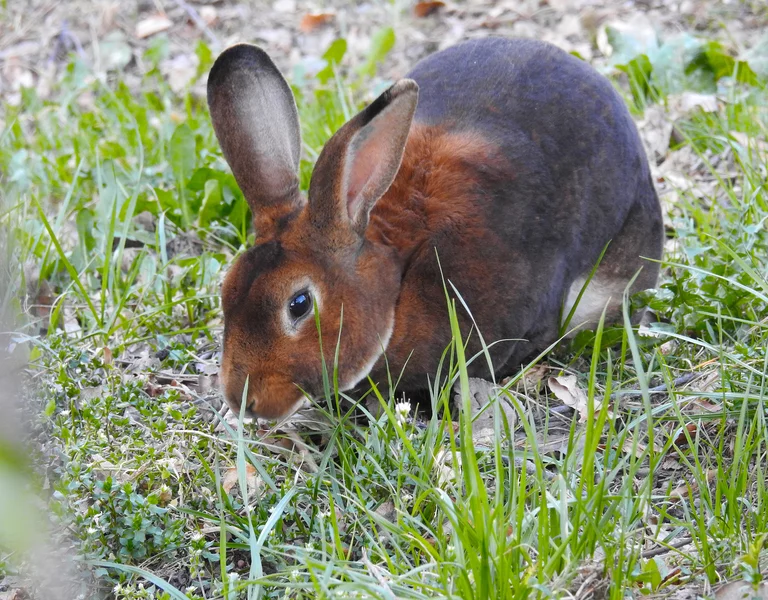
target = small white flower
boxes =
[395,401,411,426]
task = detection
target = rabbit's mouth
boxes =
[221,368,309,422]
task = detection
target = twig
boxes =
[641,535,693,558]
[616,372,701,398]
[172,0,220,48]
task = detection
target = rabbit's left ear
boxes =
[207,44,303,217]
[308,79,418,237]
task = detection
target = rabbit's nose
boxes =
[225,388,255,417]
[240,404,260,420]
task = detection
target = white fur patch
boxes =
[562,275,628,335]
[342,311,395,390]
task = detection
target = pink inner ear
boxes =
[344,123,391,221]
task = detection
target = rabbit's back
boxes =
[403,37,658,288]
[364,37,663,389]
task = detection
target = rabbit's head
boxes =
[208,44,418,419]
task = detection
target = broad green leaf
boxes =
[617,54,653,109]
[358,27,395,77]
[317,38,347,83]
[198,178,222,228]
[144,35,170,67]
[169,123,196,186]
[195,39,214,79]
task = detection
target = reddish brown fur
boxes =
[211,40,664,420]
[368,125,499,257]
[219,125,505,418]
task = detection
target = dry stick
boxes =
[641,535,694,558]
[637,372,700,395]
[173,0,220,48]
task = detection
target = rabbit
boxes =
[207,37,664,420]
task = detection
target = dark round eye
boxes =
[288,291,312,320]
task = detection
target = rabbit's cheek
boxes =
[340,307,395,391]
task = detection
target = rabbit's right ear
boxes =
[207,44,303,220]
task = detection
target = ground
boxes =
[1,1,768,599]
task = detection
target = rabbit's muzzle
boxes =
[220,358,306,421]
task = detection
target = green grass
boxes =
[1,27,767,600]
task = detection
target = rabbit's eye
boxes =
[288,291,312,320]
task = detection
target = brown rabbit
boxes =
[208,37,664,420]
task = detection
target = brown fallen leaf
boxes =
[686,397,722,413]
[669,469,717,501]
[669,422,699,446]
[621,435,664,457]
[299,13,335,33]
[455,377,517,447]
[414,1,445,17]
[548,374,607,422]
[374,500,396,523]
[221,463,260,496]
[518,362,550,388]
[136,14,173,39]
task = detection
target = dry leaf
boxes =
[521,363,550,387]
[299,13,335,33]
[98,31,133,72]
[548,375,604,422]
[659,340,677,355]
[414,1,445,17]
[99,2,120,34]
[669,422,698,446]
[729,131,768,160]
[374,500,396,523]
[157,486,173,505]
[686,397,722,413]
[199,6,217,26]
[434,447,458,487]
[668,92,718,115]
[221,463,260,496]
[273,0,296,12]
[714,581,768,600]
[621,435,664,457]
[669,469,716,501]
[161,53,199,93]
[638,105,673,164]
[455,377,517,447]
[136,14,173,39]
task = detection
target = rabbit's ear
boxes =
[309,80,418,236]
[207,44,303,216]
